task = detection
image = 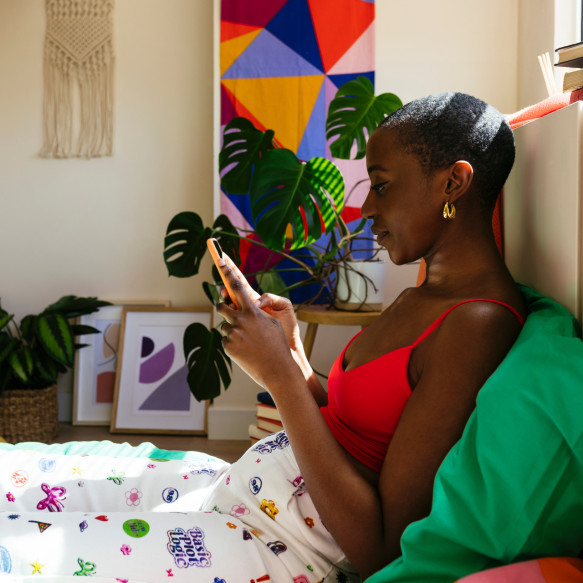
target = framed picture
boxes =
[73,300,170,426]
[110,307,211,435]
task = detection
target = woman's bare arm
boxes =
[216,260,521,577]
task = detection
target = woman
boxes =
[0,93,525,582]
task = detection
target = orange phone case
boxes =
[207,238,260,308]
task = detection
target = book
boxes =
[563,68,583,92]
[256,402,281,422]
[257,391,276,407]
[248,423,272,443]
[256,416,283,434]
[555,41,583,68]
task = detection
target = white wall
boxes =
[375,0,519,303]
[0,0,520,438]
[0,0,215,421]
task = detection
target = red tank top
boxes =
[320,299,524,473]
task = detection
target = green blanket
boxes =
[367,286,583,582]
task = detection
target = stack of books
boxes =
[248,391,283,443]
[555,41,583,93]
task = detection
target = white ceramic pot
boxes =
[335,260,386,311]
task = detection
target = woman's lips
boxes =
[372,227,389,244]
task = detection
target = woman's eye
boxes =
[371,181,389,193]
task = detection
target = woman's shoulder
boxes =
[412,273,526,325]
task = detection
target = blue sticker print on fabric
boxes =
[0,546,12,573]
[162,487,179,503]
[38,458,56,473]
[253,431,289,454]
[267,540,288,556]
[167,527,212,568]
[249,476,262,494]
[188,464,217,476]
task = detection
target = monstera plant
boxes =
[164,76,402,401]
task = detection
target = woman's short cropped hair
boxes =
[378,92,515,213]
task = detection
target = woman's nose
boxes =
[360,190,376,220]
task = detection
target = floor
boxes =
[53,423,250,463]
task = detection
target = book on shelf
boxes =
[249,423,273,443]
[257,391,276,406]
[563,68,583,92]
[256,402,281,422]
[555,41,583,68]
[256,416,283,434]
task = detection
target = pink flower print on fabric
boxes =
[125,488,143,507]
[36,483,67,512]
[120,544,132,555]
[5,492,15,502]
[230,503,250,518]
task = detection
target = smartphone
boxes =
[206,238,260,309]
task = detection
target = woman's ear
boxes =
[445,161,473,202]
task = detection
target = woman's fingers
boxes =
[256,293,292,311]
[218,319,233,338]
[220,254,261,304]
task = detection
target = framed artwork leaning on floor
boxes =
[73,300,170,426]
[110,307,211,435]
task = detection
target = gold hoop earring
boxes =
[443,201,456,220]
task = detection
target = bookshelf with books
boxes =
[248,392,282,443]
[555,40,583,68]
[555,41,583,93]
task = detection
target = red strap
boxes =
[411,299,524,348]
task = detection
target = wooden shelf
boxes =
[296,305,382,359]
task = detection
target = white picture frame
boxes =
[110,307,211,435]
[72,300,170,426]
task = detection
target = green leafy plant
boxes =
[0,296,111,392]
[164,77,402,401]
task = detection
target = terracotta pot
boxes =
[0,384,59,443]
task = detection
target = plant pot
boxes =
[335,260,386,311]
[0,384,59,443]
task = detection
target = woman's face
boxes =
[361,127,445,265]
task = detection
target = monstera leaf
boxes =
[211,214,241,266]
[183,323,231,401]
[250,149,345,250]
[164,212,212,278]
[257,271,290,298]
[219,117,276,195]
[326,76,403,160]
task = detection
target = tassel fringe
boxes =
[40,0,114,159]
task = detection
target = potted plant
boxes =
[163,77,402,401]
[0,295,111,442]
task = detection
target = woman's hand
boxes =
[215,263,299,391]
[256,293,301,351]
[255,293,326,403]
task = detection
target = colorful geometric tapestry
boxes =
[220,0,375,302]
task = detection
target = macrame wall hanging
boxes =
[41,0,115,158]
